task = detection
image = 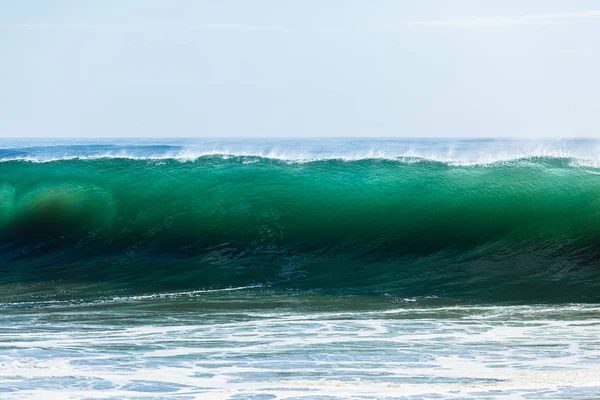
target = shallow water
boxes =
[2,289,600,399]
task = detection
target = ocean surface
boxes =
[2,138,600,399]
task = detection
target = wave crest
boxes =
[3,139,600,167]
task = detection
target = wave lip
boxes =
[2,138,600,166]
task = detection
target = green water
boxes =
[1,156,600,302]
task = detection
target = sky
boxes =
[0,0,599,138]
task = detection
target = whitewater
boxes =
[2,138,600,399]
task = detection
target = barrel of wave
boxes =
[0,182,116,243]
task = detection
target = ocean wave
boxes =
[1,153,600,302]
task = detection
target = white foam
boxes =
[2,139,600,167]
[2,303,600,398]
[113,284,264,302]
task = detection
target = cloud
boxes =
[2,10,600,32]
[401,10,600,28]
[560,49,594,56]
[0,22,292,32]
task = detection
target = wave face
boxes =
[3,140,600,302]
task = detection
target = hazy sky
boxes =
[1,0,599,138]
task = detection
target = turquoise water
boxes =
[2,138,600,398]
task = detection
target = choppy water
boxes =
[3,138,600,398]
[3,290,600,399]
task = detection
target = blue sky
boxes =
[1,0,599,138]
